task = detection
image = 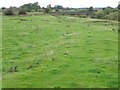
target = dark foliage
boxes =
[4,9,14,15]
[44,8,51,13]
[18,8,26,15]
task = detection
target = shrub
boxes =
[37,9,43,12]
[88,7,93,11]
[79,15,88,18]
[44,8,50,13]
[93,10,106,19]
[18,8,26,15]
[4,9,14,15]
[103,8,114,15]
[105,11,118,21]
[55,9,59,12]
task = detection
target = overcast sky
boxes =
[0,0,119,8]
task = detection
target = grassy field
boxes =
[0,15,2,89]
[2,15,118,88]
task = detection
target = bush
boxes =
[18,8,26,15]
[55,9,59,12]
[92,8,118,20]
[93,10,106,19]
[105,11,118,21]
[79,15,88,18]
[44,8,50,13]
[4,9,14,15]
[37,9,43,12]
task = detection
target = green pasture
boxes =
[2,15,118,88]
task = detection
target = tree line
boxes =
[1,2,120,21]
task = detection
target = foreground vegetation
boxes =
[2,15,118,88]
[0,14,2,89]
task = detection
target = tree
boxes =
[102,6,113,10]
[9,6,18,10]
[42,7,45,9]
[118,4,120,9]
[20,3,32,12]
[103,7,114,15]
[1,7,6,12]
[47,4,51,9]
[32,2,41,11]
[54,5,63,9]
[2,7,6,10]
[88,7,93,11]
[20,2,41,12]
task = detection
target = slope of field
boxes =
[2,15,118,88]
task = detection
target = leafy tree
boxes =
[103,7,114,15]
[88,7,93,11]
[32,2,41,11]
[20,3,32,12]
[20,2,41,12]
[9,6,18,10]
[47,4,52,9]
[1,7,6,12]
[54,5,63,9]
[42,7,45,9]
[118,4,120,9]
[102,6,113,10]
[2,7,6,10]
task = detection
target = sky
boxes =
[0,0,120,8]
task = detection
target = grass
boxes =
[0,14,2,89]
[2,14,118,88]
